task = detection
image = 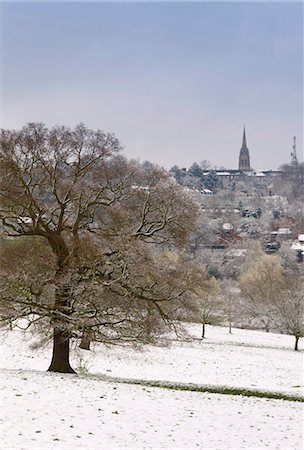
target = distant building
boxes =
[291,234,304,262]
[194,126,282,191]
[238,126,251,172]
[200,188,213,195]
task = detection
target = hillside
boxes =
[1,325,303,449]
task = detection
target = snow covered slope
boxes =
[1,325,303,449]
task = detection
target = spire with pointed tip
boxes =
[239,126,251,171]
[242,125,247,148]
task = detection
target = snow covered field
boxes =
[1,325,303,449]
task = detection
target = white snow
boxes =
[1,324,303,449]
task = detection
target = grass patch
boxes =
[94,375,304,403]
[139,381,304,402]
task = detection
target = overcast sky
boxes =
[0,1,303,170]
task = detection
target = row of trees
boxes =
[170,163,221,192]
[240,252,304,350]
[191,251,304,351]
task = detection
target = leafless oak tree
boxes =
[0,123,200,372]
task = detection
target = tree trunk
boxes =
[48,328,75,373]
[201,320,205,339]
[294,336,299,351]
[229,318,232,334]
[47,277,75,373]
[79,334,91,351]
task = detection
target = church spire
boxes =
[239,126,251,171]
[242,125,247,148]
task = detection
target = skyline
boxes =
[0,2,303,170]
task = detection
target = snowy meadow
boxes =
[1,324,303,450]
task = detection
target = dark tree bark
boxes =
[79,334,91,351]
[201,319,206,339]
[228,318,232,334]
[48,277,76,373]
[294,336,299,351]
[48,328,75,373]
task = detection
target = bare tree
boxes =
[191,275,222,339]
[0,123,199,372]
[240,252,304,350]
[220,279,241,334]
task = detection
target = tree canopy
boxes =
[0,123,201,372]
[240,252,304,350]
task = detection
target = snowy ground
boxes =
[1,325,303,449]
